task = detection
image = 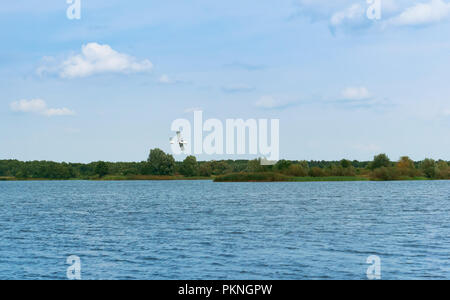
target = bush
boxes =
[370,167,400,181]
[147,148,176,175]
[436,160,450,179]
[309,167,325,177]
[95,161,109,178]
[198,163,213,177]
[340,159,352,168]
[420,159,437,179]
[369,154,391,170]
[214,172,292,182]
[397,156,419,177]
[275,160,292,172]
[285,164,309,177]
[179,156,199,177]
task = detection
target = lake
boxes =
[0,180,449,280]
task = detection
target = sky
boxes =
[1,0,449,163]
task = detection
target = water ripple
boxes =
[0,180,449,279]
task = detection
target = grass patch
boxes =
[214,173,371,182]
[398,176,429,181]
[214,172,294,182]
[0,175,213,181]
[291,176,369,182]
[98,175,212,181]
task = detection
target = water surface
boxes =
[0,180,449,279]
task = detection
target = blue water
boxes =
[0,180,449,280]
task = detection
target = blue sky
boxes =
[1,0,449,162]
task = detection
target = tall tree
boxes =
[369,154,391,170]
[275,160,292,171]
[95,161,109,178]
[147,148,176,175]
[180,156,199,177]
[420,159,437,179]
[397,156,417,177]
[340,159,352,168]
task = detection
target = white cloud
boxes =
[39,43,153,78]
[296,0,450,31]
[10,99,47,114]
[158,74,172,84]
[294,0,355,20]
[330,3,366,27]
[10,99,75,117]
[341,87,371,100]
[44,108,76,117]
[157,74,189,85]
[388,0,450,26]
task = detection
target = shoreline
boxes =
[1,175,442,182]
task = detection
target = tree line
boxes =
[0,149,449,180]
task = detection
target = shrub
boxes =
[95,161,109,178]
[179,156,199,177]
[214,172,292,182]
[198,163,213,177]
[147,148,176,175]
[397,156,420,177]
[275,160,292,172]
[309,167,325,177]
[285,164,309,177]
[369,154,391,170]
[370,167,400,181]
[420,159,437,179]
[436,160,449,179]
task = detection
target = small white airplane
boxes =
[170,131,188,152]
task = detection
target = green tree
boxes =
[198,162,213,177]
[397,156,418,177]
[180,156,199,177]
[95,161,109,178]
[275,160,292,172]
[309,167,325,177]
[210,160,232,175]
[420,158,437,179]
[370,167,400,181]
[436,160,449,179]
[285,163,309,177]
[147,148,176,175]
[247,159,263,173]
[369,154,391,170]
[340,159,352,168]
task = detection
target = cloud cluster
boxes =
[388,0,450,26]
[330,3,366,27]
[39,43,153,78]
[296,0,450,32]
[10,99,75,117]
